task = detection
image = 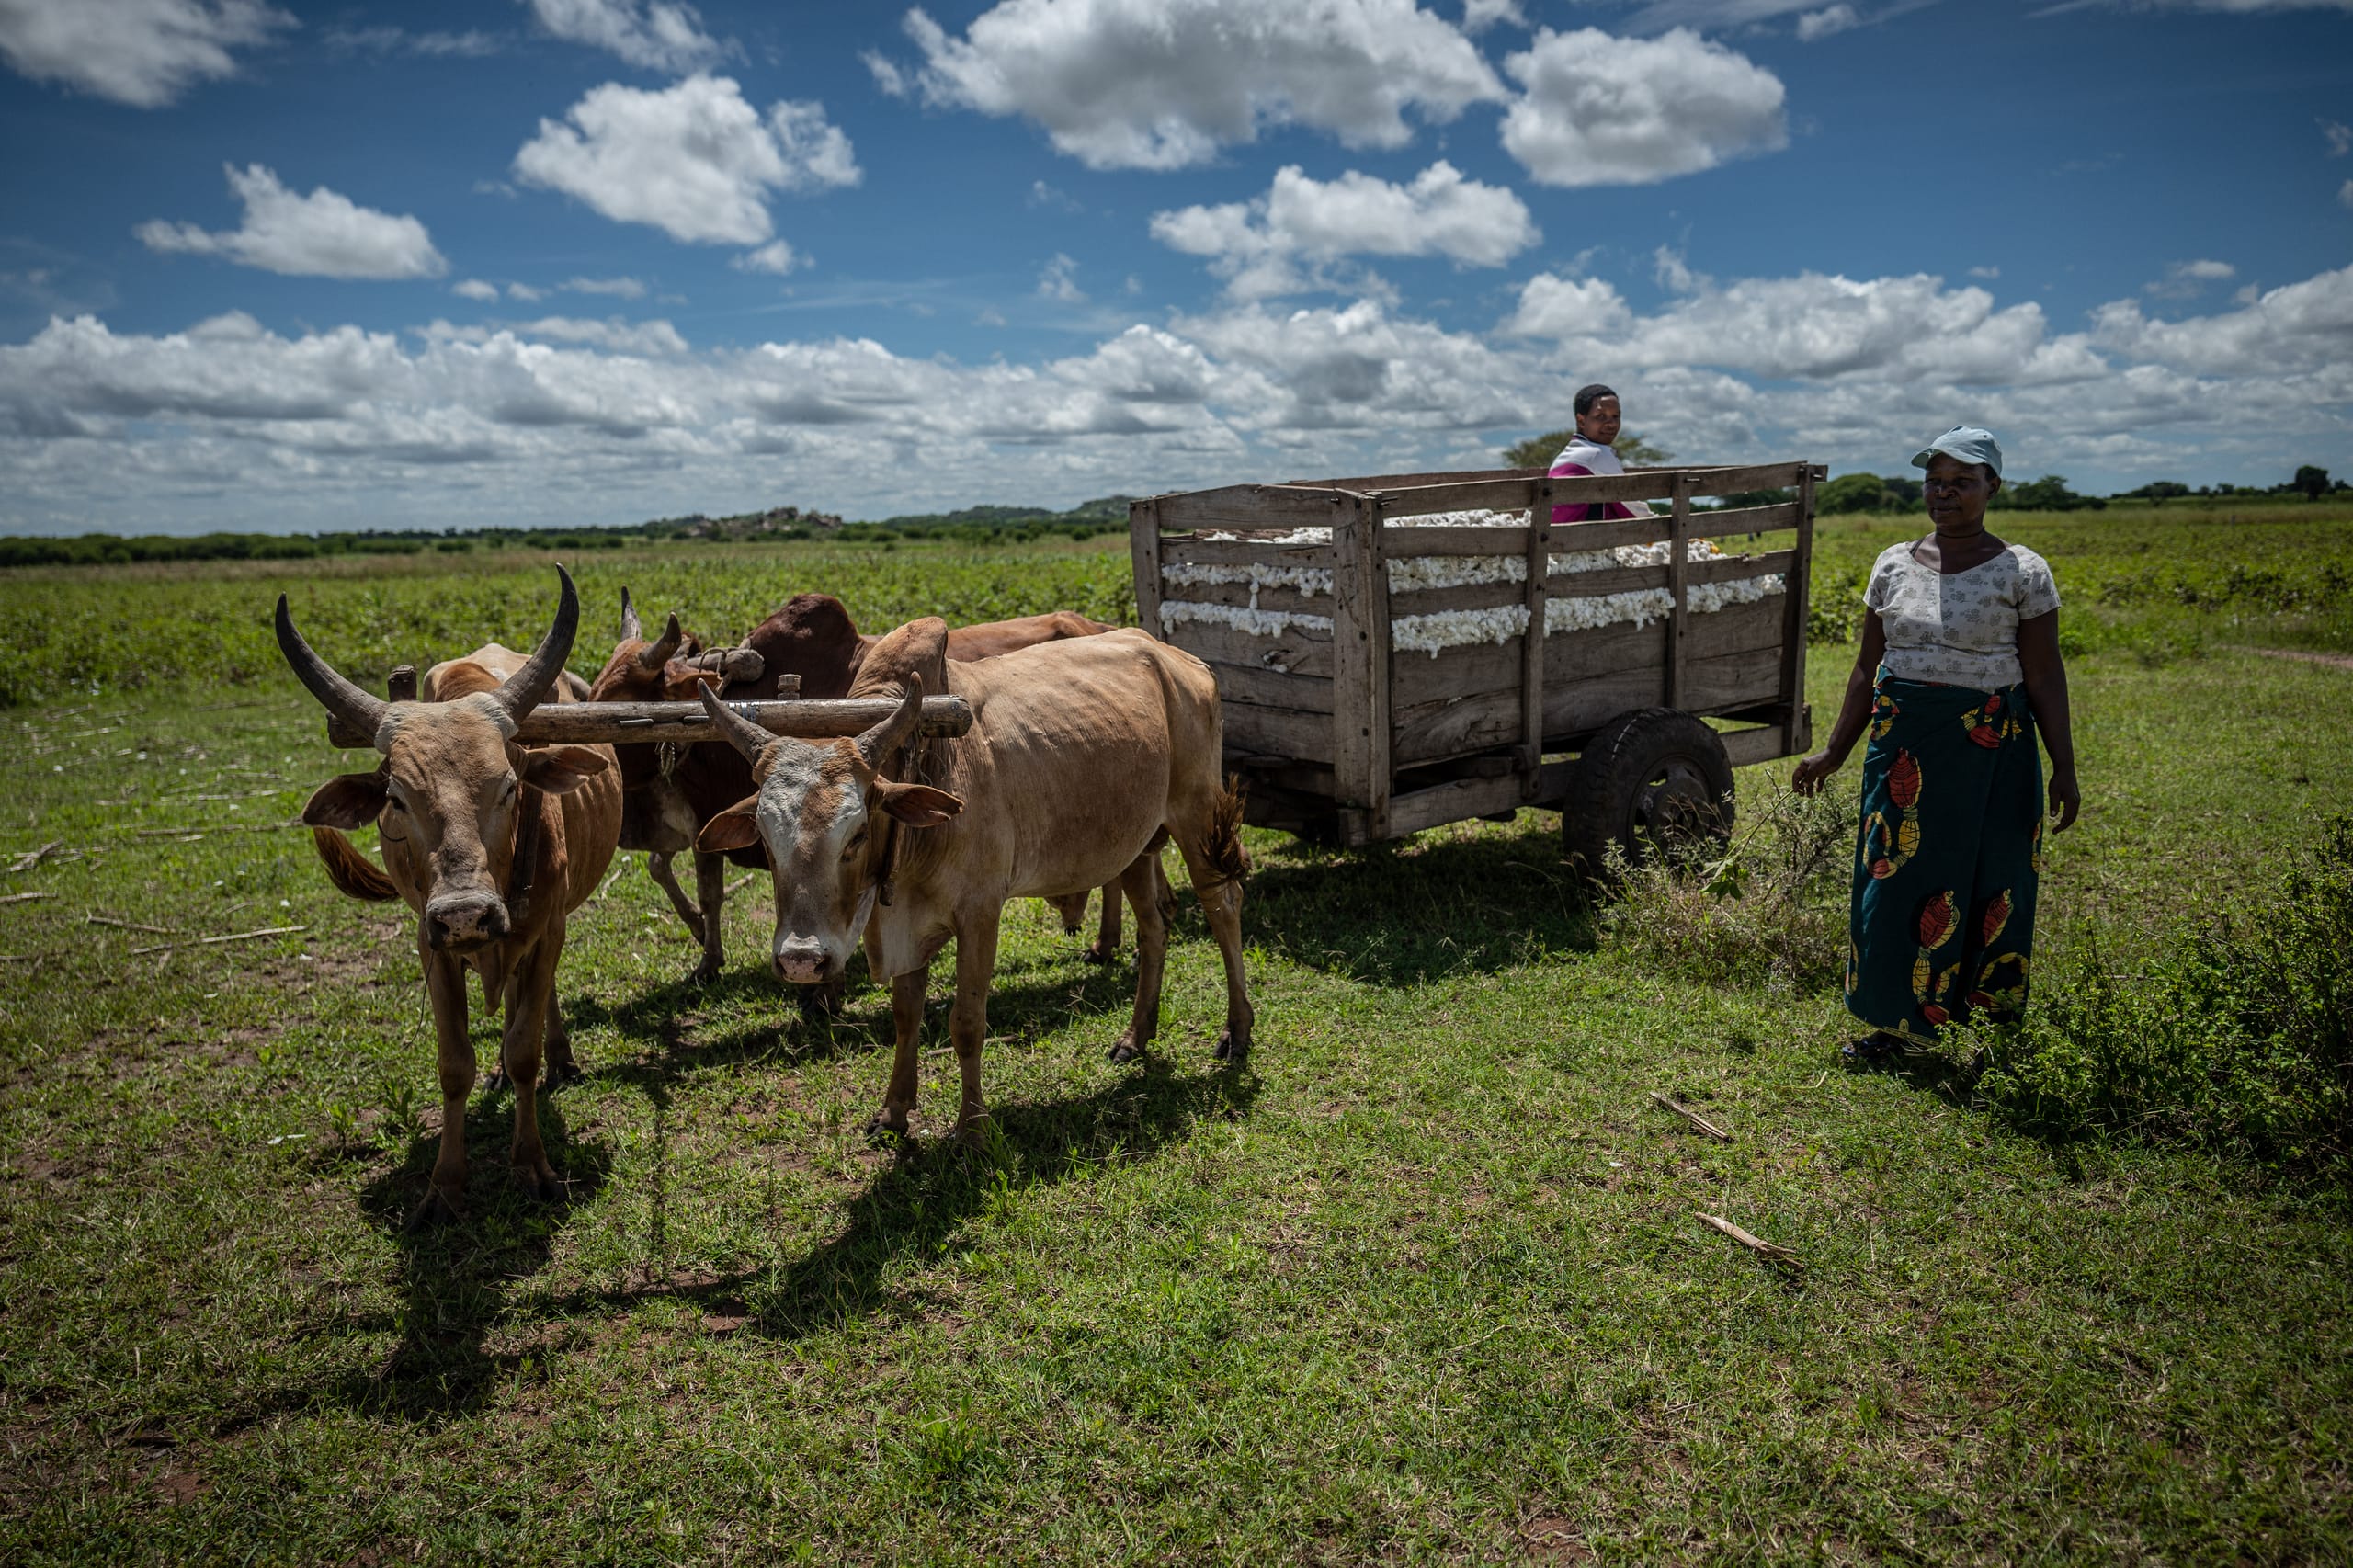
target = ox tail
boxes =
[1204,775,1250,886]
[311,827,400,903]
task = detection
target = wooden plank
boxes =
[1520,516,1547,788]
[1667,472,1692,710]
[1130,497,1163,641]
[1678,460,1813,496]
[1536,550,1796,607]
[330,695,976,749]
[1162,622,1334,680]
[1696,501,1800,537]
[1385,576,1524,618]
[1157,538,1337,568]
[1381,760,1580,837]
[1199,659,1336,713]
[1220,700,1333,760]
[1153,484,1347,531]
[1540,514,1672,551]
[1327,495,1392,830]
[1720,724,1794,769]
[1370,477,1540,517]
[1783,465,1820,756]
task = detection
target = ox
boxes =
[588,591,1141,987]
[284,569,620,1227]
[697,618,1252,1140]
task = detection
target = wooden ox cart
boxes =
[1130,460,1824,864]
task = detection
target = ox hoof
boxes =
[481,1067,510,1098]
[404,1187,462,1233]
[863,1111,911,1143]
[1213,1028,1250,1063]
[949,1116,992,1152]
[1081,943,1112,966]
[515,1162,563,1202]
[687,959,722,987]
[1108,1036,1148,1065]
[542,1058,585,1091]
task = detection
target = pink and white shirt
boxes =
[1547,435,1643,525]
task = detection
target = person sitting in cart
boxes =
[1548,383,1646,523]
[1790,426,2083,1064]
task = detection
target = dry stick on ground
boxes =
[585,861,633,906]
[0,892,52,907]
[1698,1211,1802,1268]
[86,914,174,935]
[8,841,61,874]
[129,925,307,957]
[1649,1091,1733,1142]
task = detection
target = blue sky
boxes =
[1,0,2348,534]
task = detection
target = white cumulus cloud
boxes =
[0,0,290,108]
[136,165,447,280]
[733,241,800,276]
[452,279,502,301]
[1795,5,1861,39]
[523,0,725,74]
[560,275,648,298]
[1152,162,1539,298]
[885,0,1506,170]
[2146,258,2236,298]
[1500,27,1788,187]
[513,75,859,245]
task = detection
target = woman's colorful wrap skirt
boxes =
[1846,671,2045,1040]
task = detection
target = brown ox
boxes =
[283,569,620,1228]
[697,619,1252,1140]
[589,592,1141,986]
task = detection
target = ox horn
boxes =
[619,585,642,642]
[636,611,685,672]
[491,566,581,719]
[855,672,925,770]
[698,683,777,767]
[276,593,391,744]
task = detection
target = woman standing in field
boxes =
[1792,427,2082,1061]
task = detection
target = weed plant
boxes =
[1597,777,1851,989]
[1959,814,2353,1175]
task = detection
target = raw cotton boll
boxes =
[1158,601,1334,639]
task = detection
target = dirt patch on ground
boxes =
[1521,1516,1596,1562]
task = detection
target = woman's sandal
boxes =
[1840,1032,1906,1066]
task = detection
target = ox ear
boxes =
[302,770,389,830]
[874,781,962,829]
[699,797,761,853]
[522,744,608,796]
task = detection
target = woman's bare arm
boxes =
[2016,608,2080,831]
[1791,609,1887,796]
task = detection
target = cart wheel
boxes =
[1563,708,1735,877]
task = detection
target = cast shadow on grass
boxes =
[279,1051,1252,1425]
[1238,813,1598,985]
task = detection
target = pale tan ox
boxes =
[281,568,620,1228]
[696,618,1253,1140]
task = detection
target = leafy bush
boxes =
[1962,815,2353,1174]
[1597,778,1851,988]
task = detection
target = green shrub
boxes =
[1597,778,1851,988]
[1963,815,2353,1173]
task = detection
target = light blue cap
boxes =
[1911,426,2003,477]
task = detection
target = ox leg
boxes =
[690,850,729,983]
[1108,853,1169,1064]
[1085,880,1123,965]
[868,965,929,1138]
[542,989,582,1088]
[499,930,564,1201]
[948,912,1001,1144]
[415,946,474,1230]
[1174,841,1254,1063]
[646,852,705,948]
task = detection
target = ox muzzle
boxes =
[425,892,512,952]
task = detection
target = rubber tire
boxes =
[1563,707,1736,878]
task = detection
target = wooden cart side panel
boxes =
[1222,699,1336,760]
[1200,660,1336,713]
[1159,579,1333,616]
[1157,538,1339,568]
[1390,617,1790,766]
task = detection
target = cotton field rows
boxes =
[1156,508,1787,657]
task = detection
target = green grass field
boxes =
[2,506,2348,1563]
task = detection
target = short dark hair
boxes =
[1574,383,1618,416]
